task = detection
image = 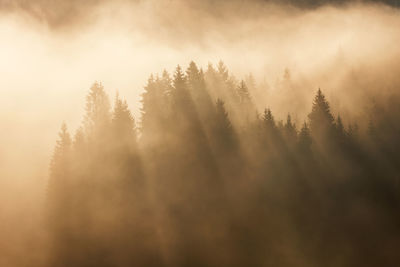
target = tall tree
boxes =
[283,114,297,148]
[298,122,312,154]
[186,61,215,133]
[213,99,237,154]
[217,60,229,82]
[112,93,136,146]
[308,89,335,144]
[335,115,347,146]
[141,73,171,145]
[83,82,111,143]
[47,123,72,267]
[263,108,276,132]
[237,80,252,105]
[48,122,72,202]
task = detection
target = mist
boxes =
[1,0,400,266]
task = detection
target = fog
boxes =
[1,0,400,266]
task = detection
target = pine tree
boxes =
[83,82,111,141]
[308,88,335,142]
[71,126,87,175]
[47,123,72,265]
[237,80,252,105]
[263,108,276,131]
[186,61,202,87]
[140,74,156,133]
[112,93,136,146]
[186,62,211,106]
[298,122,312,153]
[48,123,72,198]
[347,123,359,142]
[245,73,256,92]
[186,62,216,134]
[335,115,346,146]
[205,62,217,81]
[170,65,193,121]
[140,73,171,144]
[214,99,236,152]
[336,115,344,134]
[73,127,85,151]
[173,65,186,91]
[283,114,297,147]
[217,60,229,82]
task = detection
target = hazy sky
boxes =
[0,0,400,206]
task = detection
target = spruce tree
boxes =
[335,115,346,146]
[283,114,297,147]
[308,88,335,143]
[237,80,252,105]
[47,123,72,266]
[48,122,72,200]
[112,93,136,146]
[83,82,111,142]
[214,99,236,153]
[217,60,229,82]
[298,122,312,154]
[263,108,276,131]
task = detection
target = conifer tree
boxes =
[217,60,229,82]
[160,69,173,96]
[308,89,335,142]
[73,127,85,152]
[214,99,237,153]
[263,108,276,131]
[71,126,86,180]
[336,115,344,134]
[186,62,216,138]
[140,74,156,133]
[186,61,201,86]
[283,114,297,147]
[112,93,136,146]
[335,115,346,146]
[141,73,171,144]
[347,123,359,142]
[173,65,186,91]
[47,123,72,265]
[186,62,213,108]
[83,82,111,142]
[205,62,217,82]
[237,80,252,105]
[298,122,312,154]
[245,73,256,92]
[48,123,72,199]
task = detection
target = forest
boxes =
[47,61,400,267]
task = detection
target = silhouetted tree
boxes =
[308,88,335,146]
[186,61,215,130]
[213,99,237,154]
[46,62,400,267]
[298,122,312,154]
[283,114,297,145]
[262,108,276,133]
[112,93,136,146]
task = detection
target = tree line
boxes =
[47,61,400,267]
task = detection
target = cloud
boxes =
[0,0,398,31]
